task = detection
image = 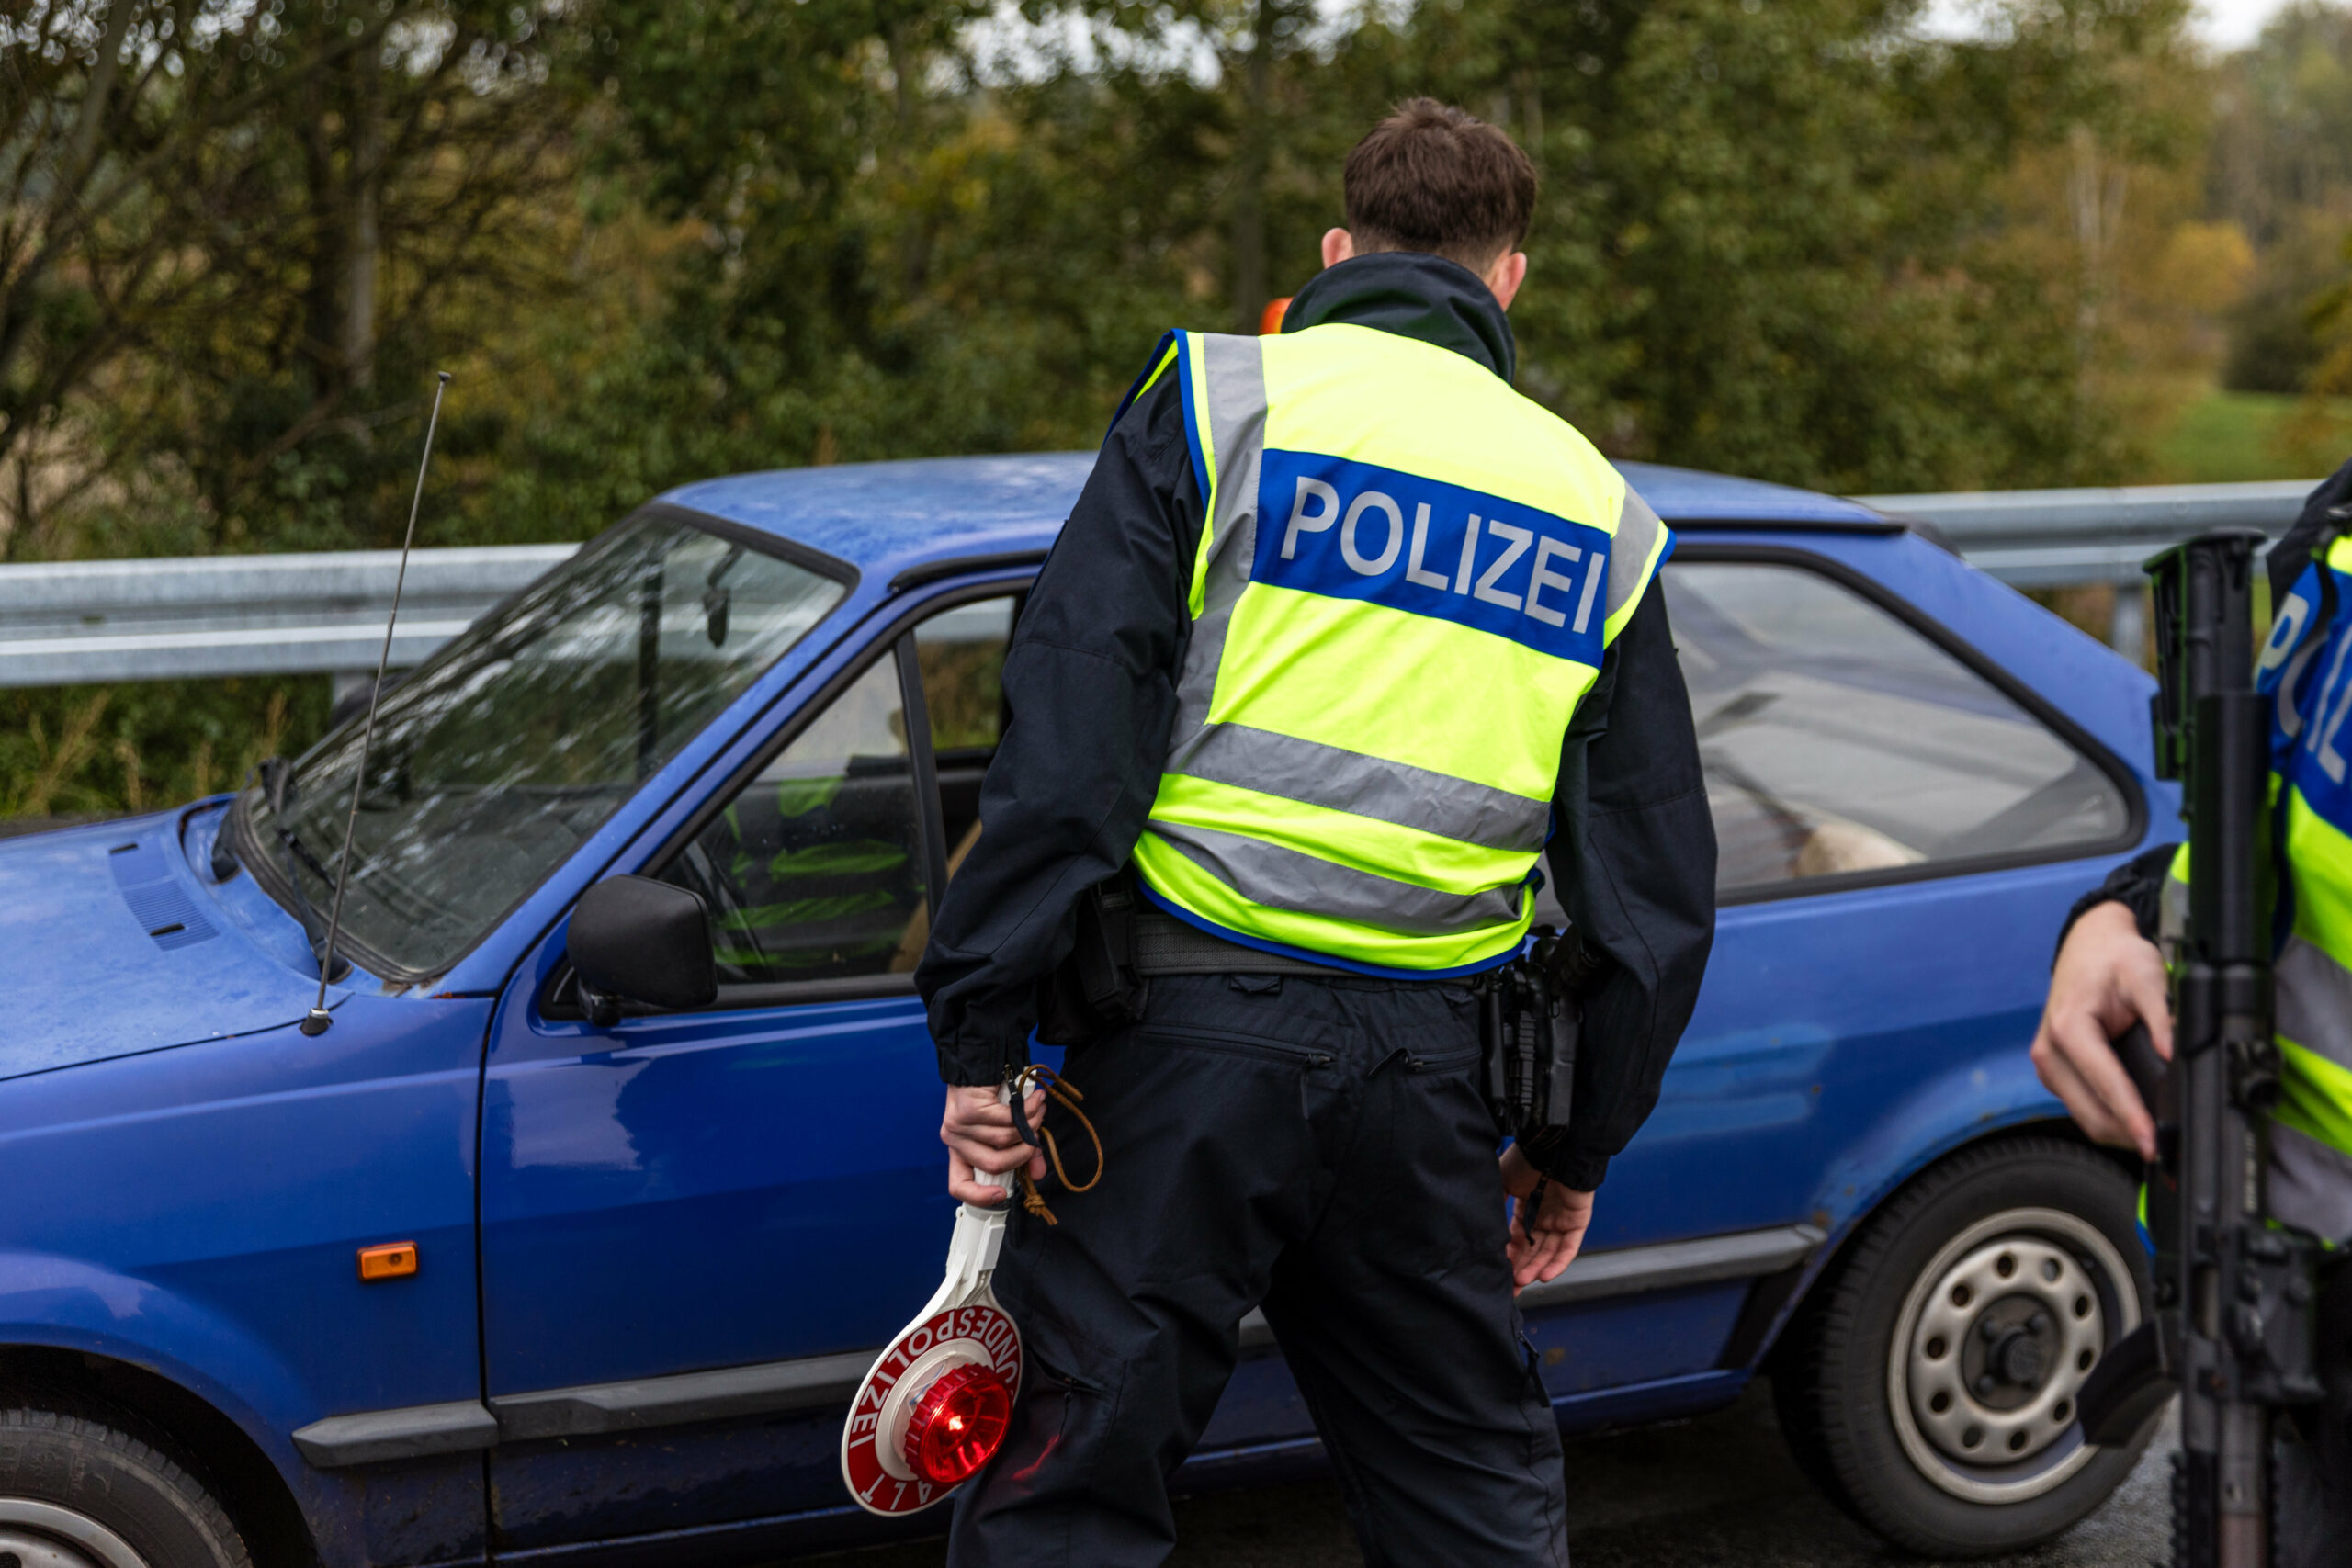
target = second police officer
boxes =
[915,98,1718,1566]
[2033,457,2352,1566]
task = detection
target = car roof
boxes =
[659,453,1891,587]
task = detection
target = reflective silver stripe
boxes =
[2270,1121,2352,1243]
[2159,863,2187,964]
[2276,934,2352,1072]
[1164,721,1548,852]
[1143,818,1523,936]
[2256,937,2352,1237]
[1607,485,1666,628]
[1169,333,1272,742]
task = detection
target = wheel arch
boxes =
[0,1344,318,1568]
[1732,1112,2135,1376]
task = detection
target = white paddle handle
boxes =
[928,1082,1023,1310]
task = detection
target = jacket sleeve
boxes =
[914,371,1204,1086]
[2058,842,2176,953]
[1522,586,1718,1190]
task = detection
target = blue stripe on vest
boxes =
[1251,449,1610,665]
[2266,558,2352,840]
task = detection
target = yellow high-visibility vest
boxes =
[1125,324,1670,976]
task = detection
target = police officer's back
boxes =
[916,98,1717,1568]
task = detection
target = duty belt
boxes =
[1130,909,1351,978]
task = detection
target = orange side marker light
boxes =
[357,1242,419,1281]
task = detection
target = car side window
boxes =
[915,595,1017,882]
[1662,559,2131,897]
[659,656,931,985]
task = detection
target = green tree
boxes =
[3,1,590,562]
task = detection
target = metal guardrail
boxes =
[0,479,2324,684]
[1855,479,2315,588]
[0,545,576,687]
[1854,479,2317,654]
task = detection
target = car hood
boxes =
[0,812,322,1081]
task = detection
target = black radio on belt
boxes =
[1479,930,1583,1138]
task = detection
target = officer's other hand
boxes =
[941,1085,1048,1205]
[1499,1144,1595,1291]
[2030,899,2170,1162]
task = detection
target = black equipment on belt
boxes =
[1036,876,1151,1046]
[1035,870,1590,1127]
[1477,929,1585,1139]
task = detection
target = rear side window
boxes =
[916,595,1017,878]
[1663,559,2131,897]
[916,597,1014,759]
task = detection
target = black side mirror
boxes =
[569,875,718,1024]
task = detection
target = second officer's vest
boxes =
[1125,324,1671,976]
[2165,533,2352,1240]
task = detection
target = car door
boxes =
[1507,541,2143,1416]
[474,588,1018,1553]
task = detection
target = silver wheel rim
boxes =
[0,1501,149,1568]
[1886,1205,2139,1505]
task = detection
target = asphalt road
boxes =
[808,1382,2174,1568]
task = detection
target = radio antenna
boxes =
[300,371,451,1037]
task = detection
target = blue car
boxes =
[0,456,2165,1568]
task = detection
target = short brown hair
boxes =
[1343,99,1537,270]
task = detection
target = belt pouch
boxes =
[1035,874,1151,1046]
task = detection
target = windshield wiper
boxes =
[255,758,348,983]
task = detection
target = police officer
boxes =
[915,98,1717,1567]
[2032,457,2352,1568]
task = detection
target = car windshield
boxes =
[243,509,850,979]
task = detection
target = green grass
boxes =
[2153,389,2349,484]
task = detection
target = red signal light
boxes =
[901,1361,1012,1485]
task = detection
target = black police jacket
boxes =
[915,251,1719,1191]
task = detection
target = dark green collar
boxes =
[1281,252,1516,383]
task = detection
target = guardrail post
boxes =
[2109,582,2146,661]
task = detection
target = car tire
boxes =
[1770,1135,2155,1557]
[0,1404,252,1568]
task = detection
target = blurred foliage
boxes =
[2299,230,2352,455]
[2224,209,2343,392]
[2,0,588,560]
[4,0,2341,817]
[0,678,328,818]
[2161,388,2351,480]
[2211,2,2352,401]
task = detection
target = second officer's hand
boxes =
[941,1085,1048,1206]
[2030,899,2171,1162]
[1500,1143,1595,1291]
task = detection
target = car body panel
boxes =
[0,452,2173,1566]
[0,816,333,1077]
[0,814,492,1565]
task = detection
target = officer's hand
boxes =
[1499,1144,1595,1291]
[2030,899,2170,1162]
[941,1085,1048,1206]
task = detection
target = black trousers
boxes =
[945,973,1569,1568]
[2276,1257,2352,1567]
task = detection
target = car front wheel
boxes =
[1771,1135,2156,1557]
[0,1404,251,1568]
